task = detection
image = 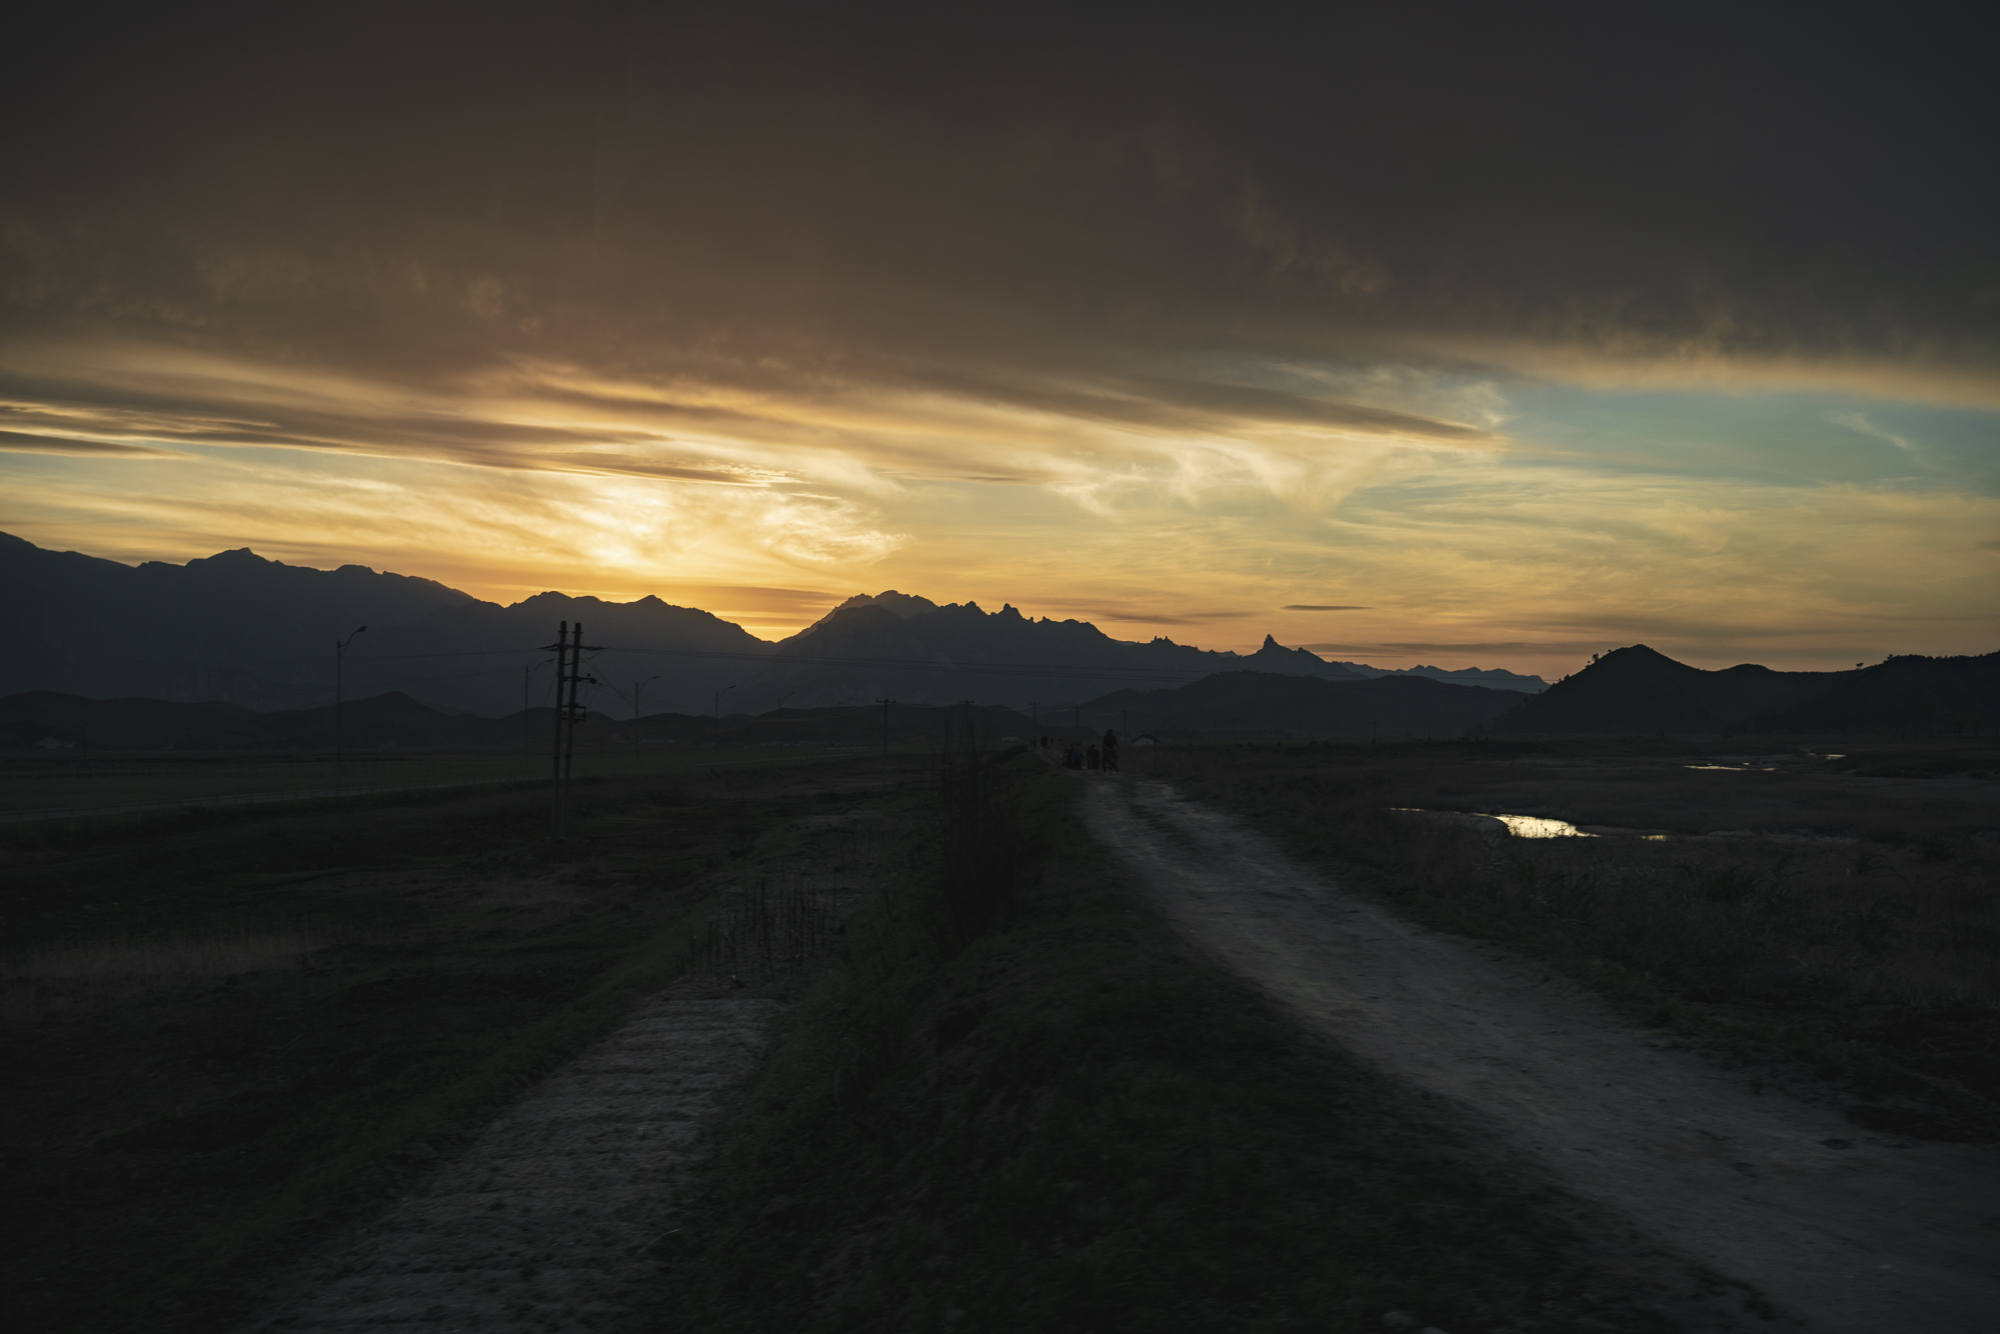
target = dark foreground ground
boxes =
[646,755,1756,1333]
[0,760,901,1331]
[11,740,1951,1331]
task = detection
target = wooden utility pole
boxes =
[544,621,599,839]
[547,623,569,837]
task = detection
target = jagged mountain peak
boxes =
[832,590,941,620]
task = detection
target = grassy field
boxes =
[11,741,1852,1332]
[0,744,877,820]
[650,754,1750,1333]
[1147,738,2000,1142]
[0,753,902,1332]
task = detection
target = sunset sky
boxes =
[3,6,1995,678]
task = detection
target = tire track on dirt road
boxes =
[1084,778,2000,1334]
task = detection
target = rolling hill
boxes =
[1493,644,2000,737]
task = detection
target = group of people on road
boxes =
[1049,729,1118,773]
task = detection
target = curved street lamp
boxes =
[634,674,662,721]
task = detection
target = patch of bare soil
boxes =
[1083,778,2000,1334]
[248,993,781,1332]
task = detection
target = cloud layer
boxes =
[1,6,1994,673]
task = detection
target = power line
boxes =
[117,640,1263,688]
[592,644,1221,682]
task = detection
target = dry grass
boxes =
[0,926,328,1026]
[1155,742,2000,1140]
[1386,816,2000,1011]
[655,754,1725,1334]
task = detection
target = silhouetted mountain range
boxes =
[731,600,1364,716]
[1082,670,1529,740]
[0,533,1544,717]
[0,531,759,716]
[1494,645,2000,737]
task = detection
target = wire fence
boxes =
[685,876,839,983]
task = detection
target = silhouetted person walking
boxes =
[1064,742,1083,770]
[1101,728,1119,773]
[1086,743,1101,770]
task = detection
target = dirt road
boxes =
[250,994,780,1332]
[1084,779,2000,1334]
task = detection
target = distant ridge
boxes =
[0,689,1042,753]
[1082,670,1528,740]
[1335,660,1548,692]
[1494,644,2000,737]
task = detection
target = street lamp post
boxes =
[335,625,368,771]
[713,683,741,749]
[634,674,661,721]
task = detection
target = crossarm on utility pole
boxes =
[541,622,601,840]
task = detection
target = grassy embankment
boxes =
[1148,739,2000,1142]
[0,756,892,1333]
[655,752,1742,1334]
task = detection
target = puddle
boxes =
[1396,807,1842,846]
[1493,814,1595,838]
[1392,809,1597,839]
[1685,754,1844,771]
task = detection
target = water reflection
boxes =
[1491,814,1594,839]
[1392,809,1598,839]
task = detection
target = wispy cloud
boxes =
[0,428,182,457]
[1828,410,1918,454]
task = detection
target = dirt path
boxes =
[1084,778,2000,1334]
[249,994,780,1332]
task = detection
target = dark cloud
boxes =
[907,367,1491,441]
[0,428,179,457]
[3,3,1991,427]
